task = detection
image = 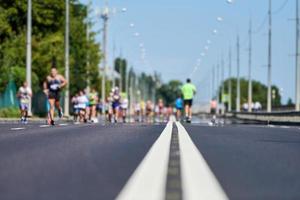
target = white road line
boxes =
[58,123,69,126]
[280,126,290,129]
[176,122,229,200]
[10,127,26,131]
[116,121,173,200]
[40,125,50,128]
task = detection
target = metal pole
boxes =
[26,0,32,115]
[101,7,108,114]
[267,0,272,112]
[296,0,300,111]
[221,57,225,104]
[86,0,91,94]
[248,19,253,112]
[112,41,116,89]
[126,69,129,95]
[120,60,123,92]
[236,35,241,112]
[228,47,232,112]
[64,0,70,116]
[217,64,220,112]
[212,66,215,100]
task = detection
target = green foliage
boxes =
[219,78,282,109]
[114,58,127,92]
[157,80,183,106]
[287,98,294,106]
[0,0,102,97]
[0,107,20,118]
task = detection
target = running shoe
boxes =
[58,110,63,118]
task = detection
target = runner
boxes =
[140,100,146,122]
[134,102,141,122]
[77,90,89,123]
[17,81,32,124]
[112,87,121,123]
[89,88,99,123]
[145,100,153,123]
[120,93,129,123]
[43,67,67,125]
[158,99,164,122]
[106,93,114,122]
[181,78,197,123]
[71,93,79,123]
[175,95,184,121]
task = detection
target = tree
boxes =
[157,80,183,106]
[0,0,102,96]
[218,78,282,110]
[114,57,127,92]
[287,98,294,107]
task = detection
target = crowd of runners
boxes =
[16,66,197,125]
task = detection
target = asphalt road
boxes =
[0,119,300,200]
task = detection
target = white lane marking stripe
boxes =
[116,121,173,200]
[40,125,51,128]
[280,126,290,129]
[176,122,229,200]
[10,127,26,131]
[59,123,68,126]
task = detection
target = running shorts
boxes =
[184,99,193,107]
[48,91,60,101]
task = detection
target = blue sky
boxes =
[80,0,295,104]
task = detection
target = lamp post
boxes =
[100,4,109,114]
[228,47,232,112]
[64,0,70,117]
[296,0,300,111]
[236,35,241,112]
[248,19,253,112]
[267,0,272,112]
[26,0,32,115]
[99,3,127,114]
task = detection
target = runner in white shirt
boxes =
[134,102,141,122]
[71,93,79,122]
[17,81,32,124]
[77,91,89,123]
[120,93,129,123]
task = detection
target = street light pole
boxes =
[101,5,109,114]
[221,57,225,107]
[212,66,215,100]
[64,0,70,117]
[217,64,220,112]
[236,35,241,112]
[296,0,300,111]
[228,47,232,112]
[26,0,32,115]
[86,0,92,94]
[267,0,272,112]
[248,18,253,112]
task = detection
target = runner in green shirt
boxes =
[181,78,197,123]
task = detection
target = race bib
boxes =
[50,84,60,90]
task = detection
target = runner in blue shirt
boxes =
[175,96,184,121]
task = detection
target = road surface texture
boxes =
[0,119,300,200]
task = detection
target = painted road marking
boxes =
[176,122,229,200]
[10,127,26,131]
[280,126,290,129]
[58,123,69,126]
[116,121,173,200]
[40,125,51,128]
[165,123,182,199]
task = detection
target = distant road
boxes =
[0,119,300,200]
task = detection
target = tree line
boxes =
[0,0,101,95]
